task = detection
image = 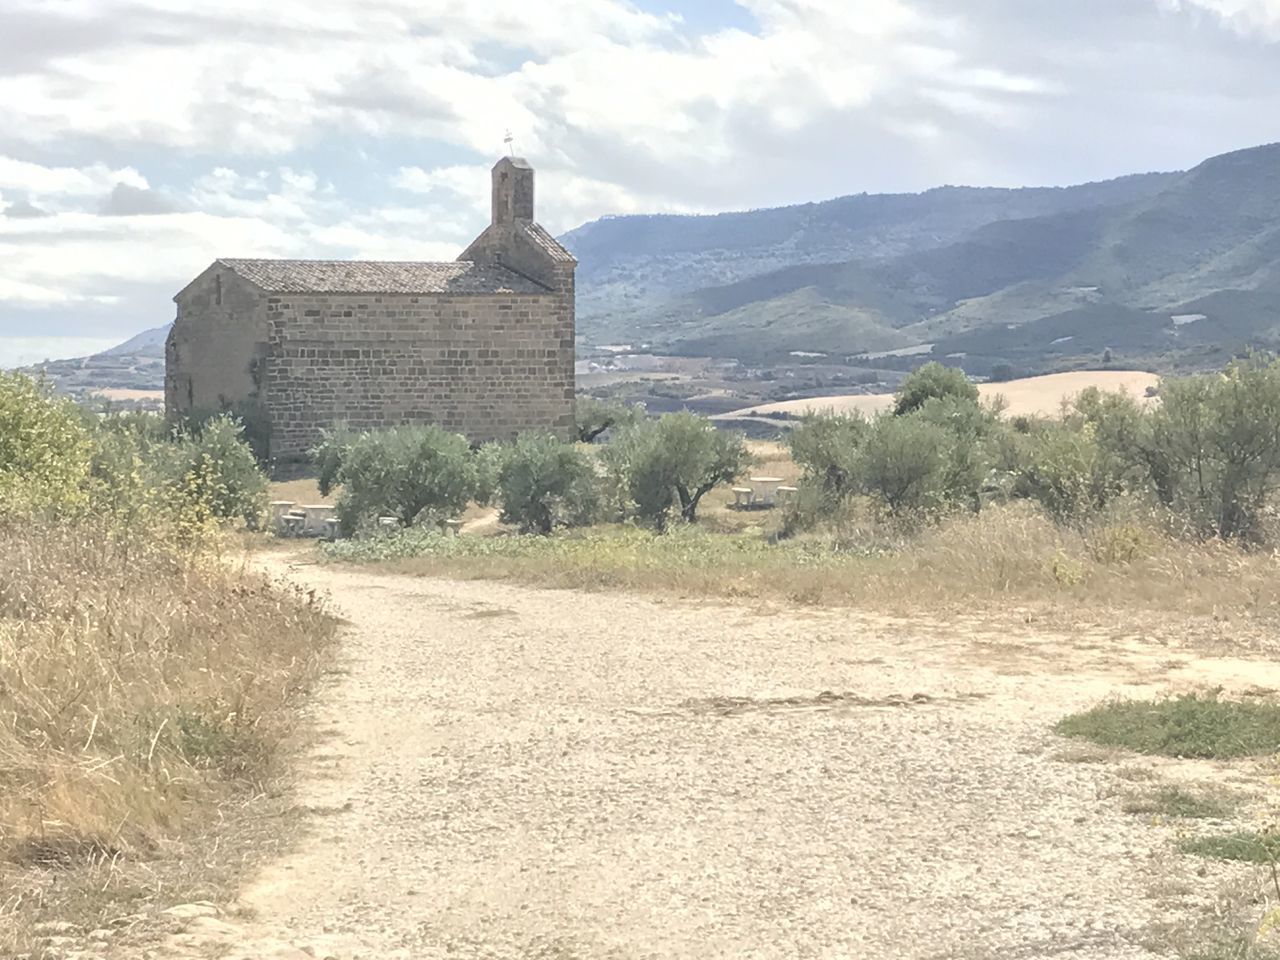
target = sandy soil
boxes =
[717,370,1161,420]
[138,556,1275,960]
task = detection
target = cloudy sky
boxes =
[2,0,1279,366]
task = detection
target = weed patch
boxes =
[1055,694,1280,759]
[1123,785,1241,819]
[1181,831,1280,864]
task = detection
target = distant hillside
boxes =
[566,143,1280,373]
[562,172,1177,329]
[98,323,170,358]
[20,324,169,399]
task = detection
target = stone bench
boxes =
[299,504,334,537]
[439,519,464,538]
[270,500,298,534]
[732,487,754,508]
[776,485,799,506]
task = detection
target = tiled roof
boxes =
[519,222,577,263]
[217,258,550,295]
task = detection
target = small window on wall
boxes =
[215,274,223,306]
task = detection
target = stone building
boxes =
[166,157,575,461]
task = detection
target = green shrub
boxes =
[313,423,358,498]
[1149,357,1280,541]
[327,424,479,533]
[495,434,601,534]
[915,395,1007,509]
[156,415,269,527]
[858,415,952,516]
[1056,694,1280,759]
[473,441,505,507]
[1014,422,1125,523]
[86,410,169,524]
[607,413,749,529]
[788,413,867,501]
[0,373,93,517]
[177,401,272,467]
[893,362,978,416]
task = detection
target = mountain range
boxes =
[562,142,1280,374]
[58,140,1280,383]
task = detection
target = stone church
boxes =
[166,157,576,460]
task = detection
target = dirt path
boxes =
[157,558,1276,960]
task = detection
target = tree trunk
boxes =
[675,484,694,523]
[678,482,716,523]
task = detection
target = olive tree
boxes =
[787,412,867,501]
[609,413,750,529]
[913,394,1007,509]
[313,423,358,498]
[575,396,643,443]
[323,424,481,533]
[857,415,953,516]
[893,362,978,416]
[494,434,601,534]
[1013,422,1125,524]
[1150,358,1280,541]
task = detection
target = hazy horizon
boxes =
[0,336,121,370]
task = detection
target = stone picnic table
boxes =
[748,476,785,506]
[731,477,799,509]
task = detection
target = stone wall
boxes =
[167,266,266,416]
[263,286,574,459]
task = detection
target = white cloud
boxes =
[0,210,300,306]
[188,167,338,222]
[392,163,710,234]
[0,0,1046,168]
[2,0,1280,347]
[0,0,677,153]
[0,157,146,199]
[1167,0,1280,34]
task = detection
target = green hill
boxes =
[569,143,1280,373]
[563,173,1176,330]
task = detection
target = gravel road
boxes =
[158,559,1274,960]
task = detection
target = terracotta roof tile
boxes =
[218,258,550,295]
[518,223,577,263]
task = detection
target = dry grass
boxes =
[0,521,336,952]
[269,477,332,507]
[323,500,1280,639]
